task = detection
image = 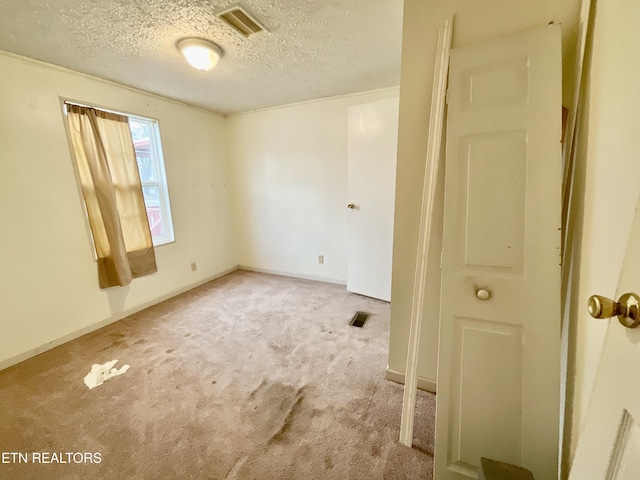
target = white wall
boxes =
[0,52,236,368]
[227,89,398,283]
[564,0,640,471]
[389,0,581,387]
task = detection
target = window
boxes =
[127,116,175,246]
[64,102,175,248]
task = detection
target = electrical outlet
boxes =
[190,262,197,272]
[318,255,324,264]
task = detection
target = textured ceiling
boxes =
[0,0,404,115]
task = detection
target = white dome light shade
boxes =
[177,38,222,71]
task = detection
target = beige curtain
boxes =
[66,105,157,288]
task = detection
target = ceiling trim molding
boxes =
[225,85,400,118]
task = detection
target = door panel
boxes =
[347,97,399,301]
[458,130,527,273]
[462,56,529,110]
[608,411,640,479]
[452,318,523,470]
[569,194,640,478]
[436,25,562,480]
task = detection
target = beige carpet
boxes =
[0,270,435,479]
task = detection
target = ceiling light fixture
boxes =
[177,38,223,71]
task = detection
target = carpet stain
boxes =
[371,444,381,457]
[246,381,308,445]
[268,394,304,443]
[248,379,268,399]
[268,343,288,354]
[224,454,250,479]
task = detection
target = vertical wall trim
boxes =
[399,15,453,447]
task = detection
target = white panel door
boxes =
[435,26,562,480]
[347,97,399,302]
[569,195,640,479]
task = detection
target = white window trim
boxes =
[129,115,175,246]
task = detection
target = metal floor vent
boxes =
[350,311,370,328]
[217,5,269,38]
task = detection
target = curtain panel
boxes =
[66,105,157,288]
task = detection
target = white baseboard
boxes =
[0,266,239,372]
[238,265,347,285]
[385,366,437,393]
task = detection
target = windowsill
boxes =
[153,238,176,248]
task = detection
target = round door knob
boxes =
[588,295,621,319]
[588,293,640,328]
[347,203,356,209]
[476,289,491,300]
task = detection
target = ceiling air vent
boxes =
[217,5,268,38]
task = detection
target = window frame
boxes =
[61,99,175,248]
[128,115,175,246]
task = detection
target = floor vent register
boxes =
[350,311,370,328]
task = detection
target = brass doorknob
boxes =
[588,293,640,328]
[476,289,491,300]
[347,203,356,209]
